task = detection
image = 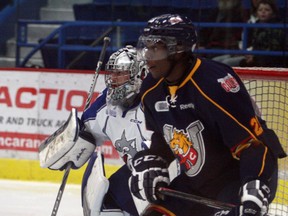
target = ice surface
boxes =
[1,179,286,216]
[0,179,82,216]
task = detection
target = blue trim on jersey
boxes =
[81,88,108,123]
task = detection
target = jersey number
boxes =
[250,117,263,136]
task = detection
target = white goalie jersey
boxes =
[81,88,154,216]
[81,88,152,169]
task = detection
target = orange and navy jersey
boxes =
[140,57,283,186]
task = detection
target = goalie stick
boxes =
[49,36,111,216]
[84,36,111,111]
[51,162,72,216]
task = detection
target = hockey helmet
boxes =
[137,14,197,61]
[105,45,147,108]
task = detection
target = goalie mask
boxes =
[105,45,147,108]
[137,14,197,61]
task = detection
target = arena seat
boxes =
[172,0,218,22]
[40,38,114,70]
[40,24,115,69]
[93,0,112,4]
[171,0,218,9]
[0,0,13,11]
[149,0,167,6]
[73,3,112,21]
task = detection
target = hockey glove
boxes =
[129,151,170,203]
[239,179,270,216]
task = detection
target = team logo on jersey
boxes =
[163,121,205,176]
[114,130,137,169]
[217,73,240,93]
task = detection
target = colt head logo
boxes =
[170,129,198,171]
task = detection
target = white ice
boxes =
[1,179,286,216]
[0,179,82,216]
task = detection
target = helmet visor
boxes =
[137,35,177,61]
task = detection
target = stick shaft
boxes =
[84,37,111,111]
[158,187,236,211]
[51,162,72,216]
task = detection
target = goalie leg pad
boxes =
[82,151,109,216]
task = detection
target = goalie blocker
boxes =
[39,108,96,170]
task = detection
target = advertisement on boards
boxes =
[0,68,121,163]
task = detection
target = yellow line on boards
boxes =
[0,158,120,184]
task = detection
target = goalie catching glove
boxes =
[129,150,170,203]
[39,108,96,170]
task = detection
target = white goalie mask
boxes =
[105,45,147,108]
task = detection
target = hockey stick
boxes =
[157,187,236,211]
[51,162,72,216]
[84,36,111,111]
[157,187,273,215]
[50,37,111,216]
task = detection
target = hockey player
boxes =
[39,46,179,216]
[79,45,151,216]
[129,14,287,215]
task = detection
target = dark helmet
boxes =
[137,14,197,60]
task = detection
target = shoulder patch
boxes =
[217,73,240,93]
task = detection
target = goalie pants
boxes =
[103,165,139,216]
